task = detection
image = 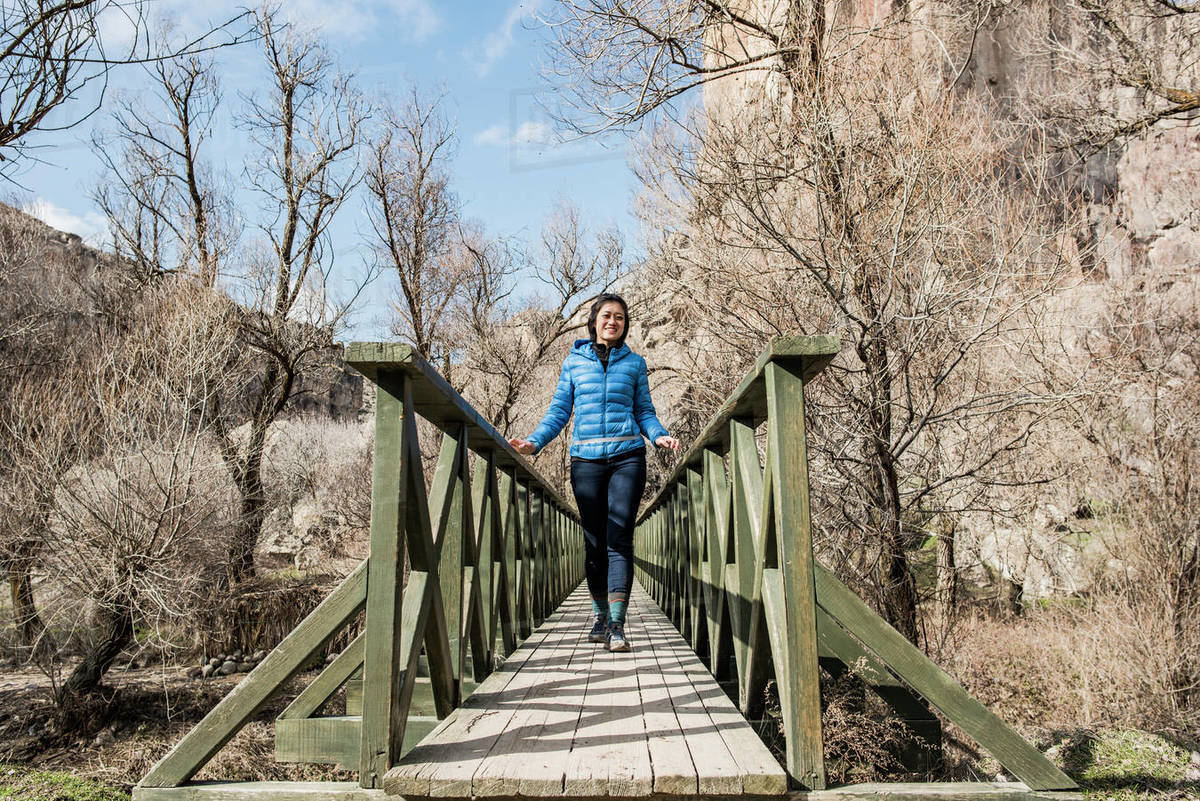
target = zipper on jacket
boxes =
[601,351,608,447]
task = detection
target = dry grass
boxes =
[944,602,1197,741]
[0,666,349,791]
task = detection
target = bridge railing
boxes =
[139,342,582,791]
[632,335,1077,793]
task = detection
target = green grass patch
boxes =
[1047,729,1197,801]
[0,764,129,801]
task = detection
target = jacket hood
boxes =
[572,339,631,362]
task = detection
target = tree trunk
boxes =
[8,551,53,657]
[935,516,959,622]
[1002,575,1024,617]
[63,599,134,697]
[227,449,266,584]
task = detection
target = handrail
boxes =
[638,334,840,523]
[634,334,839,790]
[633,334,1077,794]
[139,341,583,791]
[344,341,576,512]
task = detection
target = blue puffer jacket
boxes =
[528,340,670,460]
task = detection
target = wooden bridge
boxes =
[133,337,1081,801]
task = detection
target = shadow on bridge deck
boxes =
[385,582,786,799]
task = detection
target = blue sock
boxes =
[592,599,609,618]
[608,599,627,624]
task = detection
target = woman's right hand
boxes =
[507,437,535,455]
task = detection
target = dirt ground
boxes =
[0,663,351,791]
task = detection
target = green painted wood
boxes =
[276,717,360,769]
[396,412,456,722]
[344,342,575,514]
[276,715,440,770]
[279,633,365,720]
[765,361,825,790]
[730,417,770,716]
[514,480,532,639]
[813,564,1077,790]
[530,489,545,627]
[133,782,385,801]
[703,448,735,681]
[815,607,899,689]
[471,455,495,662]
[358,372,412,786]
[793,784,1084,801]
[636,335,840,524]
[139,562,368,788]
[346,679,362,717]
[497,468,518,657]
[742,428,776,720]
[133,780,1081,801]
[429,428,465,684]
[456,444,489,686]
[685,464,708,657]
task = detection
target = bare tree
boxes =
[455,201,622,433]
[92,30,238,287]
[966,0,1200,154]
[364,87,465,364]
[0,0,255,173]
[39,279,239,704]
[92,12,368,585]
[1070,271,1200,712]
[218,12,366,583]
[552,2,1077,644]
[0,202,100,656]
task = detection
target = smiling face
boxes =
[594,301,626,347]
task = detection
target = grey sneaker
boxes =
[588,615,607,643]
[606,620,630,652]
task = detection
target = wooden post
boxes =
[765,361,826,790]
[358,369,410,787]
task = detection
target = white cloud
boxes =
[473,120,554,148]
[465,0,542,77]
[23,199,109,247]
[291,0,441,41]
[145,0,442,45]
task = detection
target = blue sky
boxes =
[8,0,641,339]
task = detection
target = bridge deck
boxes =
[385,583,787,799]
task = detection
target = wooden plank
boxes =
[561,616,646,797]
[633,600,743,795]
[794,783,1084,801]
[637,588,787,796]
[279,633,365,721]
[359,371,413,786]
[629,603,699,795]
[139,562,367,788]
[135,780,1082,801]
[275,717,359,768]
[765,362,825,791]
[472,592,593,796]
[381,600,576,797]
[510,611,596,796]
[599,614,654,798]
[813,564,1077,791]
[133,781,385,801]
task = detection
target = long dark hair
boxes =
[587,293,629,348]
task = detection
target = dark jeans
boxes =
[570,448,647,612]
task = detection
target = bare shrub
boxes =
[628,25,1075,644]
[15,279,244,711]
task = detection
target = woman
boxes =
[508,294,679,652]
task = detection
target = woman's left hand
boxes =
[655,435,681,451]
